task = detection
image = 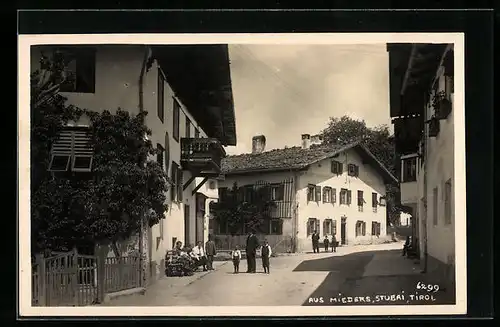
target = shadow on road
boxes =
[295,249,456,306]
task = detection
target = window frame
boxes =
[171,161,179,202]
[307,218,319,236]
[357,190,364,211]
[271,184,285,201]
[348,164,359,177]
[331,160,343,175]
[269,219,283,235]
[340,188,348,205]
[185,117,191,138]
[402,157,417,183]
[48,127,93,173]
[323,218,333,236]
[307,184,316,202]
[322,186,332,203]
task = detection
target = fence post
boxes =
[72,247,79,306]
[97,250,105,304]
[36,253,46,306]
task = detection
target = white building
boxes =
[216,134,398,253]
[388,43,455,289]
[30,44,237,284]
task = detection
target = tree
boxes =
[211,182,277,235]
[31,50,171,254]
[320,115,401,226]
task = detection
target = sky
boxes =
[224,44,392,155]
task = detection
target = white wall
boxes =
[31,45,218,280]
[296,148,388,251]
[418,67,455,269]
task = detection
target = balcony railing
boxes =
[180,138,226,175]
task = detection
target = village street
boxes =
[105,241,455,307]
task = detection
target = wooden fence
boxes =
[32,249,141,307]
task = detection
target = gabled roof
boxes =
[221,141,398,184]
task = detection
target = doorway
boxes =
[340,217,347,245]
[184,204,190,246]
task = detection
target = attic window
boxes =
[331,160,343,175]
[348,164,359,177]
[48,127,93,172]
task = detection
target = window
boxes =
[48,127,93,173]
[270,219,283,235]
[331,160,343,175]
[372,192,378,213]
[379,196,386,206]
[307,184,321,202]
[219,187,228,202]
[307,218,320,236]
[156,143,164,170]
[357,190,364,212]
[243,185,254,202]
[57,47,96,93]
[185,117,191,138]
[402,157,417,182]
[348,164,359,177]
[171,162,178,202]
[433,187,438,226]
[371,222,381,237]
[271,184,285,201]
[194,128,200,138]
[355,221,366,237]
[444,179,452,225]
[157,68,165,123]
[173,98,180,142]
[340,188,348,205]
[177,167,183,202]
[322,187,332,203]
[323,219,333,235]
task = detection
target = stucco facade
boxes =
[31,45,222,283]
[219,147,390,253]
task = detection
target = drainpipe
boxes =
[138,45,152,286]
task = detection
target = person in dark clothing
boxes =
[311,231,320,253]
[205,234,217,270]
[246,230,259,273]
[261,239,272,274]
[402,236,411,257]
[331,234,337,252]
[323,235,330,252]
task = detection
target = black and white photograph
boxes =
[19,33,466,316]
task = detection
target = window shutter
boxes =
[315,219,320,234]
[332,188,337,203]
[177,167,183,202]
[315,186,321,202]
[332,220,337,235]
[362,222,366,236]
[347,190,352,204]
[355,165,360,177]
[164,132,170,173]
[338,162,343,174]
[171,162,177,201]
[322,188,327,203]
[323,220,327,235]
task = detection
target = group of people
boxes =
[166,236,218,276]
[311,230,338,253]
[230,231,272,274]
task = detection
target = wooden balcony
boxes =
[180,138,226,177]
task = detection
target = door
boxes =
[195,193,206,244]
[340,217,347,245]
[184,204,191,246]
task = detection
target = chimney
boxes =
[252,135,266,154]
[301,134,311,149]
[310,134,323,146]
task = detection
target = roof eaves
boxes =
[356,144,399,184]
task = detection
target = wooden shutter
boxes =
[177,168,183,202]
[171,162,177,201]
[362,222,366,236]
[357,190,363,206]
[338,162,343,174]
[355,165,360,177]
[315,186,321,202]
[347,190,352,204]
[332,220,337,235]
[164,132,170,173]
[315,219,320,234]
[332,188,337,203]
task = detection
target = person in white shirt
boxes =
[192,241,208,271]
[231,245,242,274]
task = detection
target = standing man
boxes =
[205,234,217,270]
[331,233,337,253]
[246,229,259,273]
[311,230,320,253]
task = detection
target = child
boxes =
[261,239,272,274]
[231,245,242,273]
[323,235,330,252]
